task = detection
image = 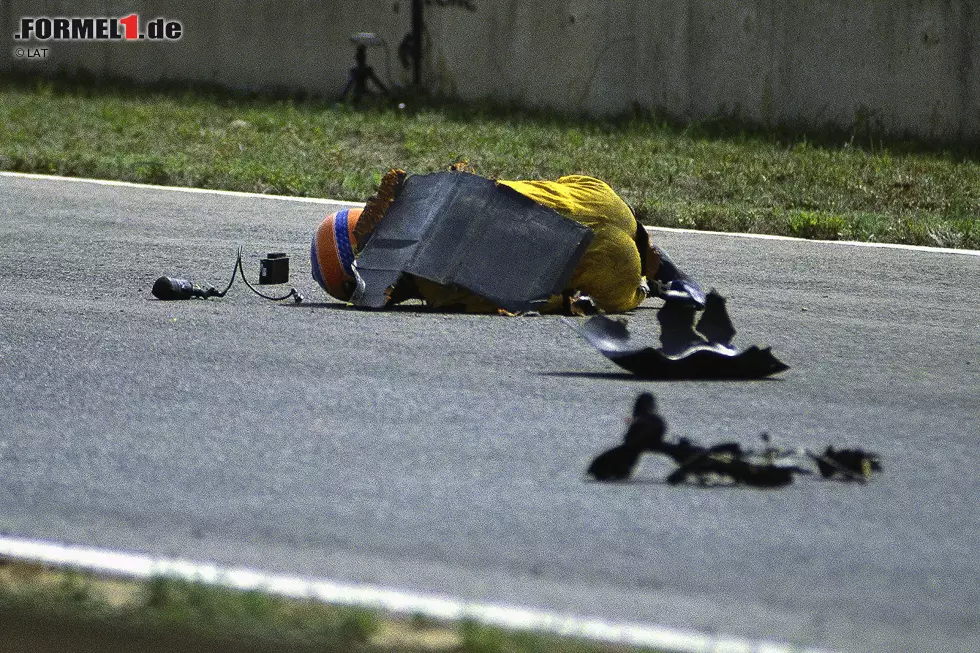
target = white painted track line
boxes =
[2,171,976,257]
[0,535,835,653]
[0,171,363,207]
[645,224,980,256]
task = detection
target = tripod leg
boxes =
[354,70,367,102]
[339,73,356,102]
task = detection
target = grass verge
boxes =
[1,73,977,249]
[0,558,658,653]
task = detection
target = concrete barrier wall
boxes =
[424,0,979,141]
[3,1,978,141]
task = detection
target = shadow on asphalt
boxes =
[280,301,488,315]
[581,475,787,490]
[539,371,785,383]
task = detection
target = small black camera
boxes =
[259,252,289,285]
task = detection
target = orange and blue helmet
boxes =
[311,207,363,301]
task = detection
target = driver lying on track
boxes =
[311,167,704,314]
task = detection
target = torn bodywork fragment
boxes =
[585,394,810,487]
[808,446,882,482]
[351,171,594,312]
[656,438,882,487]
[586,392,665,481]
[566,290,788,380]
[587,393,881,488]
[657,437,810,487]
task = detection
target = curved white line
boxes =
[644,224,980,256]
[0,171,363,207]
[0,535,836,653]
[2,171,976,257]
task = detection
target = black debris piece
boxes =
[658,437,810,488]
[695,291,737,348]
[657,300,706,356]
[808,446,882,482]
[623,392,666,448]
[586,393,881,488]
[649,246,707,308]
[587,392,665,481]
[565,291,789,379]
[586,443,646,482]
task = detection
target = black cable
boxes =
[217,246,304,303]
[237,250,303,302]
[214,245,242,297]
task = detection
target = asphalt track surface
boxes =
[1,173,978,653]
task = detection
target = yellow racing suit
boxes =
[411,175,647,313]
